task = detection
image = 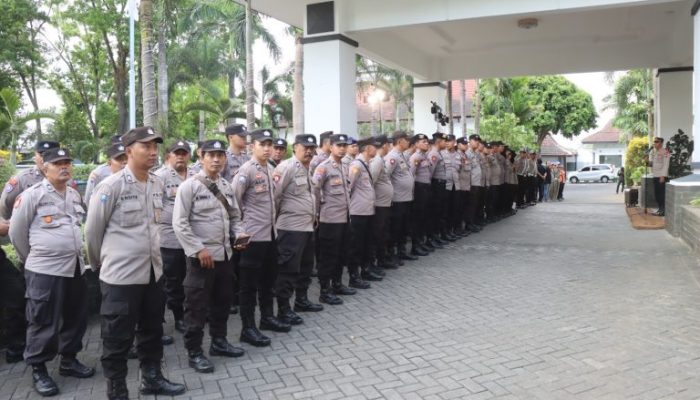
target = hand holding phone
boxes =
[233,234,251,250]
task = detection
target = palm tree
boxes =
[183,82,248,133]
[603,69,654,140]
[473,79,480,135]
[459,80,467,136]
[259,66,283,125]
[140,0,158,128]
[378,69,412,132]
[0,88,56,164]
[244,0,255,129]
[287,26,304,135]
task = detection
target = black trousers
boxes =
[413,183,431,243]
[516,176,526,206]
[275,230,314,300]
[0,250,26,354]
[389,201,411,251]
[459,190,470,229]
[486,185,499,220]
[371,207,390,264]
[350,215,373,268]
[526,176,538,203]
[161,247,187,321]
[558,182,566,200]
[430,179,447,236]
[446,187,459,231]
[506,184,518,212]
[100,268,164,380]
[238,241,278,319]
[317,222,349,285]
[653,178,666,211]
[230,251,241,307]
[183,256,234,351]
[468,186,485,225]
[24,264,87,365]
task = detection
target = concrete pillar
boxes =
[413,81,446,135]
[694,10,700,166]
[302,35,358,136]
[655,68,692,143]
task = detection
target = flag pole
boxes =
[129,0,136,129]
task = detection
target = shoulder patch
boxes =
[238,175,247,184]
[100,193,109,203]
[273,174,281,182]
[431,155,437,162]
[389,158,396,164]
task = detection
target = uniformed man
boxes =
[312,134,355,304]
[9,148,94,396]
[86,127,186,400]
[270,138,288,167]
[172,139,247,373]
[442,134,461,239]
[234,129,291,346]
[190,141,204,174]
[514,149,528,208]
[348,137,382,288]
[486,142,503,222]
[85,142,127,205]
[476,141,490,226]
[342,137,358,168]
[526,150,539,205]
[504,148,519,215]
[0,217,25,364]
[650,136,671,216]
[466,135,483,233]
[155,140,194,335]
[385,131,420,262]
[456,137,472,235]
[222,124,250,181]
[409,133,436,252]
[310,131,333,174]
[368,135,395,273]
[272,134,324,326]
[428,133,449,244]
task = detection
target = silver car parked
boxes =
[568,164,616,183]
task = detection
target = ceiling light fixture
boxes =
[518,18,538,29]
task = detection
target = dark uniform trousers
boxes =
[413,183,431,244]
[468,186,485,226]
[0,249,26,355]
[160,247,187,321]
[349,215,373,268]
[100,268,164,380]
[275,230,314,300]
[389,202,411,252]
[430,179,447,236]
[516,175,526,206]
[459,190,470,230]
[317,222,349,285]
[370,207,390,265]
[526,176,538,203]
[486,185,501,219]
[231,251,241,307]
[447,187,460,231]
[653,178,666,211]
[506,184,518,212]
[24,262,87,365]
[238,241,278,318]
[183,256,234,351]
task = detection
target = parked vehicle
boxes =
[568,164,616,183]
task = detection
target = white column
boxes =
[693,11,700,165]
[656,69,692,143]
[413,81,447,135]
[303,37,357,137]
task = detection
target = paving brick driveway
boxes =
[2,183,700,399]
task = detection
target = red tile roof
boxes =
[581,121,621,143]
[540,134,577,156]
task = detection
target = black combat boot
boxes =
[31,363,58,397]
[260,315,292,333]
[348,266,371,289]
[58,355,95,378]
[174,319,186,334]
[319,281,343,305]
[278,298,304,325]
[188,349,214,373]
[107,379,129,400]
[410,245,429,257]
[139,364,186,396]
[210,337,245,357]
[240,315,271,347]
[294,290,324,312]
[361,264,383,281]
[161,335,174,346]
[332,280,357,295]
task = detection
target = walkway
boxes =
[2,183,700,399]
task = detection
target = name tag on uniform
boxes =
[331,177,342,186]
[255,184,268,193]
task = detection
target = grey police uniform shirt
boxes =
[222,149,250,181]
[457,150,472,191]
[410,150,431,184]
[650,149,671,177]
[312,157,350,224]
[155,165,193,249]
[233,159,276,242]
[505,159,518,184]
[526,158,538,177]
[514,156,527,176]
[466,149,482,187]
[172,171,244,261]
[348,154,375,216]
[428,147,446,180]
[85,166,164,285]
[1,167,45,220]
[84,164,112,206]
[342,154,354,169]
[369,154,393,208]
[9,179,85,277]
[310,151,329,175]
[385,148,414,202]
[272,157,315,232]
[480,153,490,186]
[442,150,460,190]
[489,154,504,185]
[190,160,202,174]
[496,153,508,184]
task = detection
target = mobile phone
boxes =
[233,235,251,247]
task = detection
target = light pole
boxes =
[128,0,136,129]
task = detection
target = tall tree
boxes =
[289,26,304,135]
[473,78,480,135]
[379,69,412,132]
[244,0,255,129]
[459,80,466,136]
[0,88,56,164]
[259,66,283,125]
[603,69,653,140]
[140,0,158,128]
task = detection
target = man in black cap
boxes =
[368,135,396,272]
[86,127,186,399]
[222,124,250,181]
[85,142,128,206]
[10,148,95,396]
[310,131,333,174]
[428,133,450,244]
[272,134,324,325]
[270,138,288,168]
[465,134,483,233]
[409,133,436,252]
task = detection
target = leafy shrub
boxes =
[630,166,646,185]
[625,136,649,185]
[72,164,97,182]
[666,129,693,179]
[0,158,16,186]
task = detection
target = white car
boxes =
[568,164,616,183]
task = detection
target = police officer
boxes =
[504,148,519,215]
[222,124,250,181]
[348,137,382,288]
[312,134,355,304]
[155,140,194,334]
[486,142,503,222]
[650,136,671,216]
[172,139,247,373]
[272,134,324,326]
[442,134,461,239]
[84,139,127,205]
[465,134,483,233]
[86,126,185,400]
[270,138,288,167]
[526,150,539,205]
[9,148,94,396]
[342,136,358,168]
[368,135,395,272]
[386,131,419,262]
[235,129,291,346]
[456,137,472,235]
[409,133,436,252]
[428,133,449,244]
[310,131,333,173]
